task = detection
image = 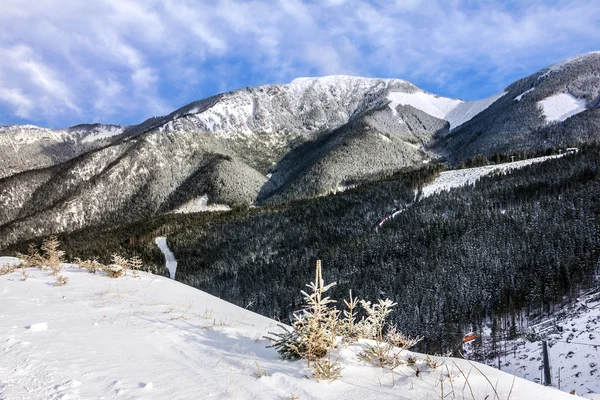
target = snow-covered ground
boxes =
[445,91,507,130]
[421,155,562,198]
[168,194,232,214]
[0,256,577,399]
[473,289,600,398]
[387,91,462,121]
[155,237,177,279]
[538,93,587,122]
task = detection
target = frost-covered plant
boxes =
[358,325,422,369]
[267,260,421,380]
[20,266,33,281]
[76,258,105,274]
[104,264,124,278]
[268,260,340,367]
[111,254,129,272]
[41,236,65,275]
[339,290,361,344]
[356,300,422,369]
[312,356,343,382]
[128,256,143,277]
[55,274,69,286]
[357,299,396,341]
[0,263,17,276]
[17,237,65,274]
[16,243,45,269]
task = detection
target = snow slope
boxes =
[155,237,178,279]
[387,91,462,120]
[470,288,600,398]
[538,93,587,122]
[445,91,507,129]
[421,155,562,198]
[0,257,576,400]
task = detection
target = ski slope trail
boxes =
[376,155,564,229]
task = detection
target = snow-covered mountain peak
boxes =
[539,51,600,80]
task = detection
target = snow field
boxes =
[538,93,587,122]
[421,155,563,199]
[155,237,178,279]
[0,256,577,399]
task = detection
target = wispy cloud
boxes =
[0,0,598,127]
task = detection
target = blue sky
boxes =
[0,0,598,128]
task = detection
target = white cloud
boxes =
[0,0,598,126]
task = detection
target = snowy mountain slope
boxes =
[445,91,507,130]
[464,287,600,398]
[2,52,600,249]
[0,124,127,179]
[374,154,563,229]
[0,77,445,248]
[0,256,579,400]
[434,51,600,162]
[420,154,563,198]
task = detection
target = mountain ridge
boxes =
[1,52,599,248]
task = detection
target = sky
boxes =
[0,0,598,128]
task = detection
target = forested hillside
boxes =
[7,145,599,353]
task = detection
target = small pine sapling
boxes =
[128,256,143,277]
[312,355,343,382]
[267,260,342,378]
[357,300,422,369]
[41,236,66,275]
[16,243,45,269]
[340,290,360,343]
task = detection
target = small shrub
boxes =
[76,258,105,274]
[41,236,66,275]
[16,243,44,269]
[267,260,422,381]
[128,256,143,277]
[20,267,33,281]
[55,274,69,286]
[0,263,17,276]
[253,361,268,378]
[104,264,124,278]
[313,356,343,382]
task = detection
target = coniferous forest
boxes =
[6,145,600,354]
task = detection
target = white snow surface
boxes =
[422,155,562,198]
[445,91,507,130]
[0,257,575,399]
[155,237,177,279]
[168,194,232,214]
[387,91,462,121]
[538,93,587,122]
[469,288,600,398]
[387,90,505,130]
[79,125,126,143]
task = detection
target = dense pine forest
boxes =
[6,145,600,354]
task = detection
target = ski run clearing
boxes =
[421,155,563,199]
[0,256,585,400]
